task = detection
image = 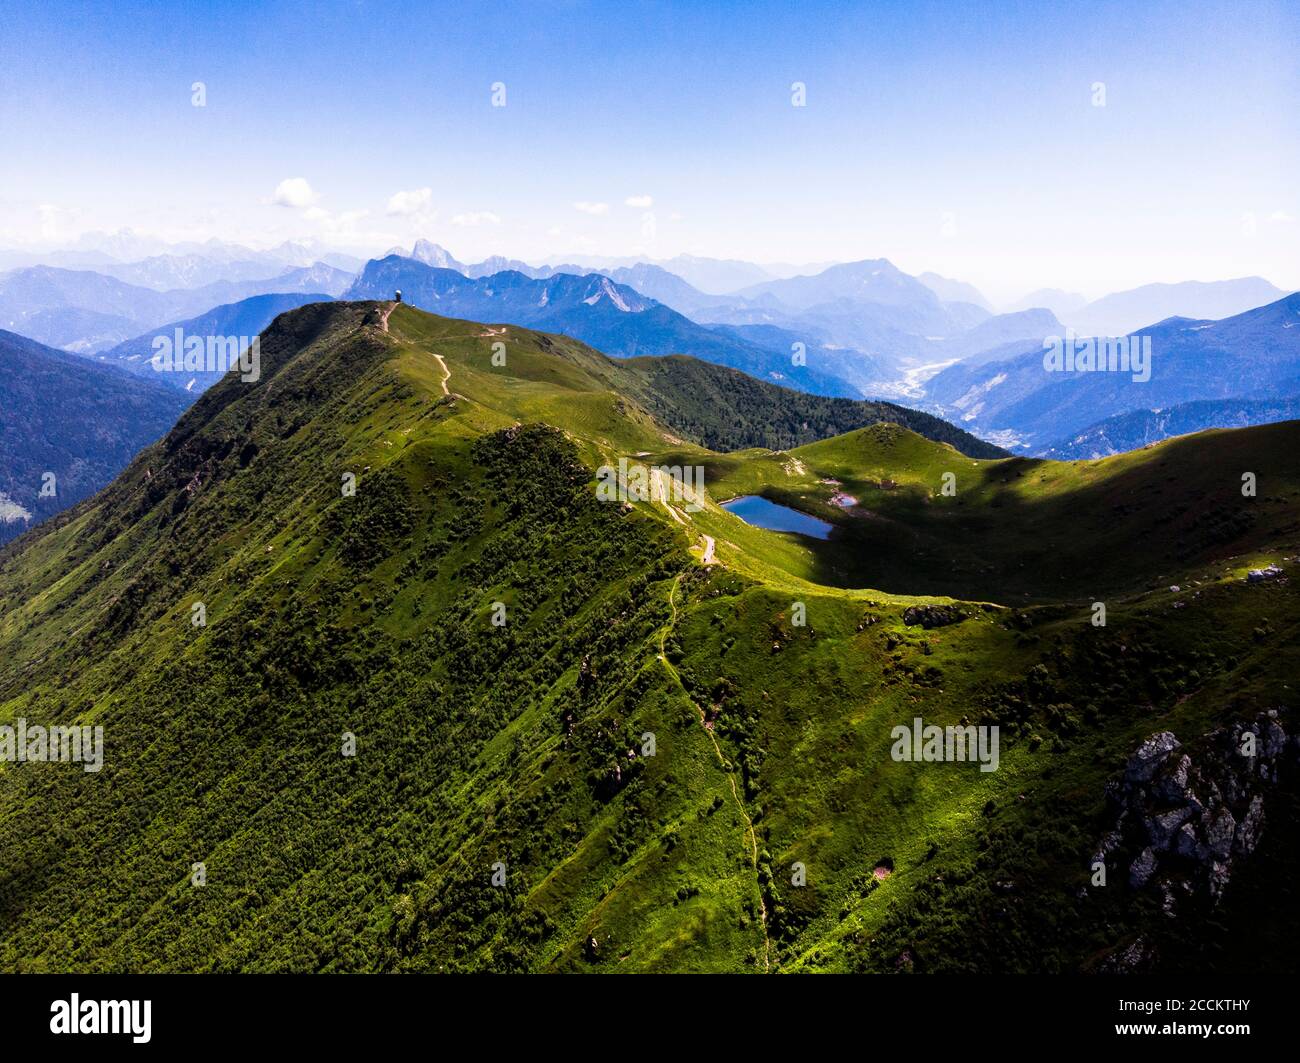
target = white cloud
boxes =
[573,201,609,215]
[1269,210,1295,224]
[386,188,434,217]
[624,195,654,209]
[451,211,501,227]
[273,178,318,209]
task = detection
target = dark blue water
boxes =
[720,495,834,540]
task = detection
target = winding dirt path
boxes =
[381,303,451,395]
[659,573,770,971]
[431,353,451,395]
[699,534,716,565]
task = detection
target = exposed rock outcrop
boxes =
[902,604,966,629]
[1092,711,1296,915]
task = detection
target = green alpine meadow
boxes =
[2,300,1297,973]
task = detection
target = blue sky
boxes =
[0,0,1296,300]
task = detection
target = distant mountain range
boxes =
[540,251,788,294]
[1043,394,1300,460]
[735,259,960,323]
[344,255,870,396]
[1063,277,1289,337]
[96,254,335,291]
[0,329,191,544]
[0,264,352,352]
[7,232,1289,345]
[923,292,1300,451]
[584,263,730,317]
[380,242,776,317]
[390,250,1032,394]
[384,241,800,295]
[85,292,333,394]
[0,241,1080,405]
[926,308,1064,365]
[998,278,1291,335]
[4,233,1294,461]
[1003,287,1088,319]
[917,272,994,312]
[691,261,1061,376]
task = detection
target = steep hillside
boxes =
[2,302,1297,975]
[614,354,1004,457]
[0,329,190,545]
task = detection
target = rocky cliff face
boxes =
[1094,711,1295,922]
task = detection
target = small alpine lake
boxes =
[719,495,834,540]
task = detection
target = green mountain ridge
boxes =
[2,301,1297,973]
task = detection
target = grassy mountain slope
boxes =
[2,302,1297,974]
[0,303,759,972]
[610,354,1004,457]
